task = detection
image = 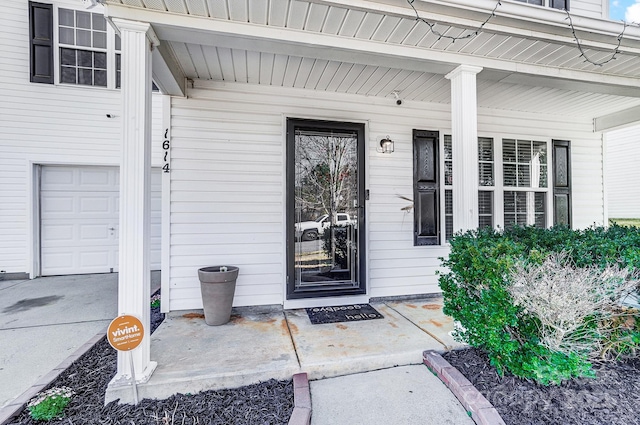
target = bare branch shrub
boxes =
[508,252,638,357]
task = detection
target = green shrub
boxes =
[601,312,640,358]
[439,225,640,385]
[28,387,74,421]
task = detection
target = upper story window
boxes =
[115,35,122,88]
[59,9,108,87]
[29,2,121,89]
[513,0,569,10]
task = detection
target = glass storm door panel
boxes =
[287,119,366,299]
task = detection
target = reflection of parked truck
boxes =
[295,213,354,241]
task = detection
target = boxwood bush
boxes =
[439,225,640,385]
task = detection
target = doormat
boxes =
[306,304,384,325]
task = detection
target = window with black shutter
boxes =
[413,130,440,246]
[552,140,571,227]
[29,2,54,84]
[29,4,128,89]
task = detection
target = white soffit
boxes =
[105,0,640,78]
[104,0,640,118]
[166,43,640,118]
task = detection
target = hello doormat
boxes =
[306,304,384,325]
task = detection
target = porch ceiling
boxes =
[166,43,640,118]
[105,0,640,120]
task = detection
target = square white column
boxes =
[445,65,483,233]
[111,18,159,385]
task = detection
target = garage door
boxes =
[40,166,161,276]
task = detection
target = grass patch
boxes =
[610,218,640,228]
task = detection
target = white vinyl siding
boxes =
[509,0,604,17]
[606,124,640,219]
[571,0,606,18]
[168,80,604,310]
[0,0,164,275]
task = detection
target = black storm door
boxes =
[286,119,366,299]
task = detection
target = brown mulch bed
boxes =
[443,348,640,425]
[8,292,294,425]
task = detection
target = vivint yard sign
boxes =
[107,315,144,351]
[107,314,145,404]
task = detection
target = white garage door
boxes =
[40,166,161,276]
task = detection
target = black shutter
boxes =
[29,2,54,84]
[413,130,440,246]
[552,140,571,227]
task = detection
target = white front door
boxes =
[40,165,161,276]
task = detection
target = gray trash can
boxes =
[197,266,239,325]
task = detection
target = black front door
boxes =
[286,119,366,299]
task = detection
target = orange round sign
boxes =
[107,315,144,351]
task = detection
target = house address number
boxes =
[163,128,170,173]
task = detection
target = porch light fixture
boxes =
[378,136,394,154]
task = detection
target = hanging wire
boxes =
[407,0,502,43]
[407,0,629,67]
[564,10,627,67]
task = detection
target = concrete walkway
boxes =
[0,272,159,408]
[310,365,474,425]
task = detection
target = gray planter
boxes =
[197,266,239,326]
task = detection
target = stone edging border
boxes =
[0,330,107,425]
[288,373,311,425]
[423,350,506,425]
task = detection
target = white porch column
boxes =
[112,18,158,384]
[445,65,483,233]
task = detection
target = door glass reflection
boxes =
[294,129,358,289]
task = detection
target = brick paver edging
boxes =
[288,373,311,425]
[423,350,506,425]
[0,330,107,425]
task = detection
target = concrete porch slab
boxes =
[105,308,300,403]
[385,298,468,350]
[105,298,460,404]
[285,303,445,380]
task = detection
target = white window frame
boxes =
[437,132,453,245]
[480,133,553,230]
[53,4,120,90]
[509,0,569,10]
[434,132,553,243]
[478,136,496,230]
[441,133,453,243]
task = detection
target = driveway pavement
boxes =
[0,272,159,408]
